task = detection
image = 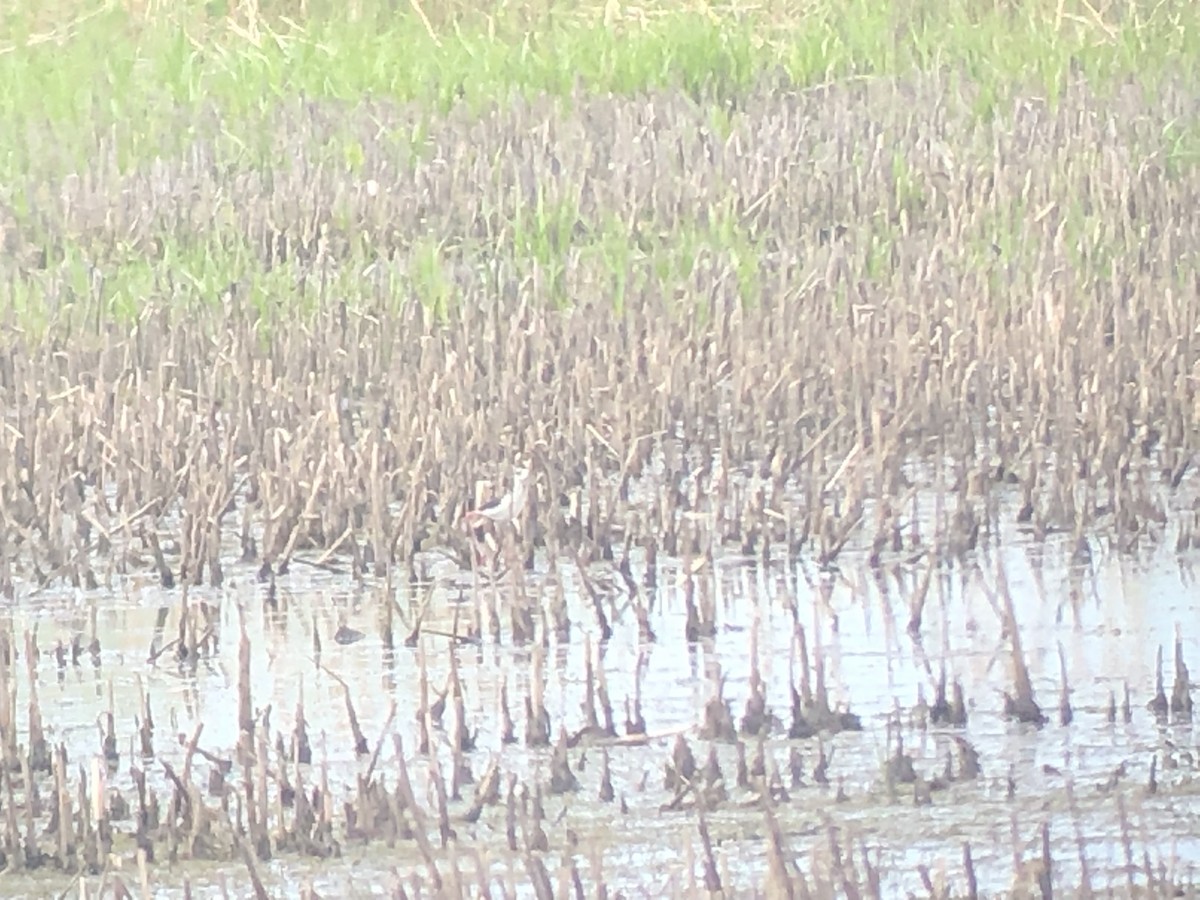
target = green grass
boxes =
[0,0,1195,334]
[0,0,1197,180]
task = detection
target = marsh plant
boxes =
[2,75,1197,590]
[1,0,1200,896]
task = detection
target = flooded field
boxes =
[7,499,1200,897]
[2,63,1200,897]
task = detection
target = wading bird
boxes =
[462,460,532,568]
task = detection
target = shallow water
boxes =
[6,490,1200,898]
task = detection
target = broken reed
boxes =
[0,70,1199,896]
[1,76,1198,595]
[2,461,1196,893]
[0,602,1193,896]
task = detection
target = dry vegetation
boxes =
[1,1,1200,895]
[3,75,1197,591]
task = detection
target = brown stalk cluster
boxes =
[0,71,1197,895]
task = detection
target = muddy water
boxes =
[7,496,1200,897]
